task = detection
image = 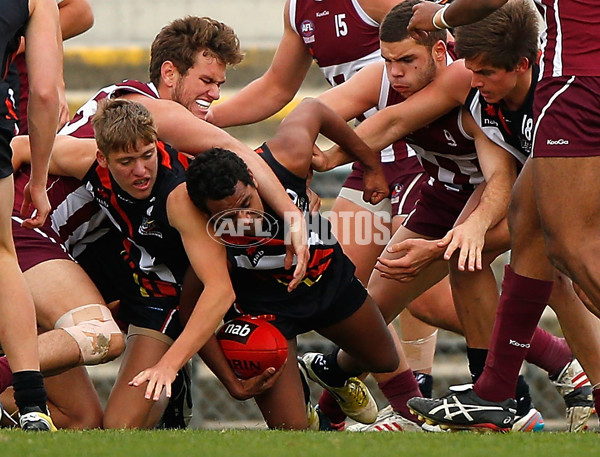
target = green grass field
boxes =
[1,429,598,457]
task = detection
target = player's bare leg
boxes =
[254,341,308,430]
[103,332,170,429]
[24,259,124,374]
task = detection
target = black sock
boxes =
[12,370,47,414]
[466,347,488,383]
[515,375,532,416]
[311,349,359,387]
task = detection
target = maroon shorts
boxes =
[12,217,72,272]
[402,179,472,239]
[343,156,427,216]
[533,76,600,158]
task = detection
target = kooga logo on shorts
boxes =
[546,138,569,145]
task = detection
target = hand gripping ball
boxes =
[217,315,288,379]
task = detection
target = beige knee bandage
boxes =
[55,304,122,365]
[400,330,438,372]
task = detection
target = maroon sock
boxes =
[0,356,12,393]
[525,327,572,377]
[593,388,600,415]
[378,369,422,423]
[317,389,346,424]
[474,265,553,402]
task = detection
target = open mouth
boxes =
[195,99,212,110]
[133,178,150,190]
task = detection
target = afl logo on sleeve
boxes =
[301,20,315,43]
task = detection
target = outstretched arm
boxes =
[323,61,472,167]
[129,187,236,400]
[268,98,388,204]
[207,0,314,127]
[439,110,516,271]
[408,0,508,36]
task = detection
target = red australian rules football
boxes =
[217,315,288,379]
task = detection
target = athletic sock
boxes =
[466,347,488,382]
[515,375,532,416]
[525,328,572,378]
[474,265,553,402]
[12,370,47,414]
[311,350,360,387]
[378,368,422,423]
[468,347,532,414]
[0,356,12,394]
[317,389,346,424]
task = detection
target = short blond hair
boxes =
[92,99,157,155]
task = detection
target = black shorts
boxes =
[226,254,367,339]
[0,125,14,179]
[117,295,183,342]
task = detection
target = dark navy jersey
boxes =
[0,0,28,133]
[223,143,356,305]
[82,141,190,298]
[465,65,539,164]
[0,0,27,80]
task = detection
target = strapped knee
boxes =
[55,304,122,365]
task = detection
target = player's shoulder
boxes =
[435,60,472,102]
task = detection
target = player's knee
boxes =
[367,350,400,374]
[55,304,125,365]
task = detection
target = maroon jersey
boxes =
[59,80,159,138]
[290,0,381,86]
[383,72,481,191]
[535,0,600,77]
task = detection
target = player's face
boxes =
[99,140,158,200]
[205,181,265,236]
[381,39,437,98]
[465,58,519,105]
[171,52,226,120]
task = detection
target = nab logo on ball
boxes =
[217,315,288,379]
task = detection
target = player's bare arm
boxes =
[408,0,508,35]
[11,135,97,181]
[440,110,516,271]
[359,0,405,23]
[22,0,61,228]
[130,184,235,401]
[197,336,283,401]
[326,60,472,165]
[270,98,387,204]
[207,0,314,127]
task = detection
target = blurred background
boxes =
[67,0,574,431]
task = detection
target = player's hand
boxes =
[362,166,389,205]
[229,359,287,400]
[284,211,309,292]
[311,145,350,172]
[129,364,178,401]
[438,219,486,272]
[408,2,443,39]
[20,180,50,228]
[57,88,70,130]
[375,238,444,281]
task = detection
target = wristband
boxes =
[433,5,451,30]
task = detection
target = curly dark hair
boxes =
[186,148,254,213]
[149,16,244,86]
